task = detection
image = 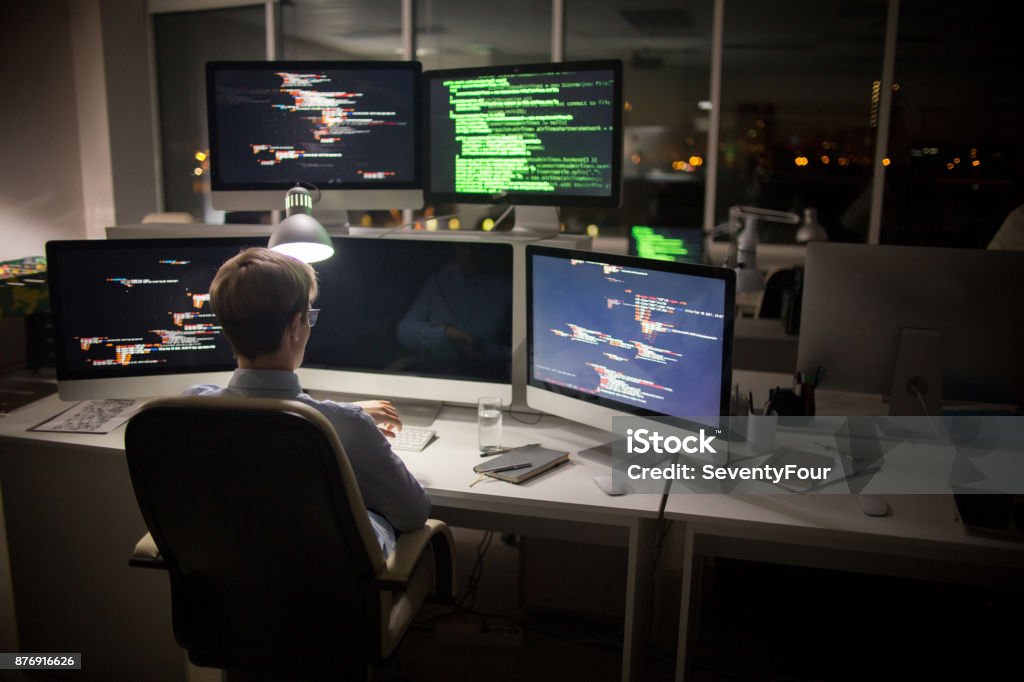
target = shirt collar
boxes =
[227,368,303,395]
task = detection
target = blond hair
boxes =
[210,248,318,359]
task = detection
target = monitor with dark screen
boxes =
[303,237,513,393]
[797,242,1024,413]
[527,246,734,431]
[206,61,423,211]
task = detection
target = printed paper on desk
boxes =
[30,399,147,434]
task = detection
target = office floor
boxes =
[390,529,672,682]
[387,530,1023,682]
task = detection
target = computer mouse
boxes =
[593,475,628,496]
[856,494,890,517]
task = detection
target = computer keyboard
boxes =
[391,426,436,452]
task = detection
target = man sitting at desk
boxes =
[186,247,430,557]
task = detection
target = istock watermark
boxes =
[609,415,1024,495]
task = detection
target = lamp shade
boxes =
[268,187,335,264]
[795,207,829,243]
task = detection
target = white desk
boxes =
[393,403,664,682]
[0,393,663,682]
[2,377,1022,682]
[667,374,1024,681]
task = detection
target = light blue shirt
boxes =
[185,369,430,558]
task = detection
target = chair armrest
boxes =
[128,532,168,570]
[376,519,455,599]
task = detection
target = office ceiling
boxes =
[273,0,892,69]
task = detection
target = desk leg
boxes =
[621,517,657,682]
[674,524,696,682]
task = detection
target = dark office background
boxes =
[144,0,1024,247]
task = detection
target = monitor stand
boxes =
[888,327,942,416]
[511,206,560,236]
[315,209,351,234]
[392,399,443,428]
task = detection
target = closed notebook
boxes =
[472,445,570,484]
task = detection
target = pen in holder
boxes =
[800,382,816,417]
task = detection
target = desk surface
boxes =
[0,392,664,522]
[1,373,1020,555]
[2,372,1022,682]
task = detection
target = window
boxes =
[566,0,713,238]
[882,0,1022,247]
[154,5,266,224]
[716,0,887,244]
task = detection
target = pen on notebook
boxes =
[477,462,533,474]
[480,443,541,457]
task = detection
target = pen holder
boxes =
[746,408,778,455]
[768,388,804,416]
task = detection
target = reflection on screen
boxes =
[629,226,705,264]
[531,254,726,417]
[304,239,513,384]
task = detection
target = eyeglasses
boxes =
[307,308,320,328]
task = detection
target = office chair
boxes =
[124,396,455,681]
[755,267,797,319]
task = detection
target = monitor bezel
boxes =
[526,244,735,424]
[205,60,424,194]
[423,59,624,208]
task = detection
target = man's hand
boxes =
[444,324,476,352]
[355,400,403,439]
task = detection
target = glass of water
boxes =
[477,397,503,454]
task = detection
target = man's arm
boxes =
[324,403,430,532]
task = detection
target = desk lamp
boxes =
[721,206,801,293]
[268,186,335,264]
[796,207,829,243]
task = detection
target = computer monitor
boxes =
[797,243,1024,414]
[206,61,423,212]
[424,60,623,233]
[299,235,513,406]
[526,246,735,435]
[47,235,515,405]
[47,237,265,399]
[628,226,705,264]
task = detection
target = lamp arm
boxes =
[707,205,801,238]
[730,205,801,226]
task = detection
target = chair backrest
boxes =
[125,396,386,677]
[756,267,798,319]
